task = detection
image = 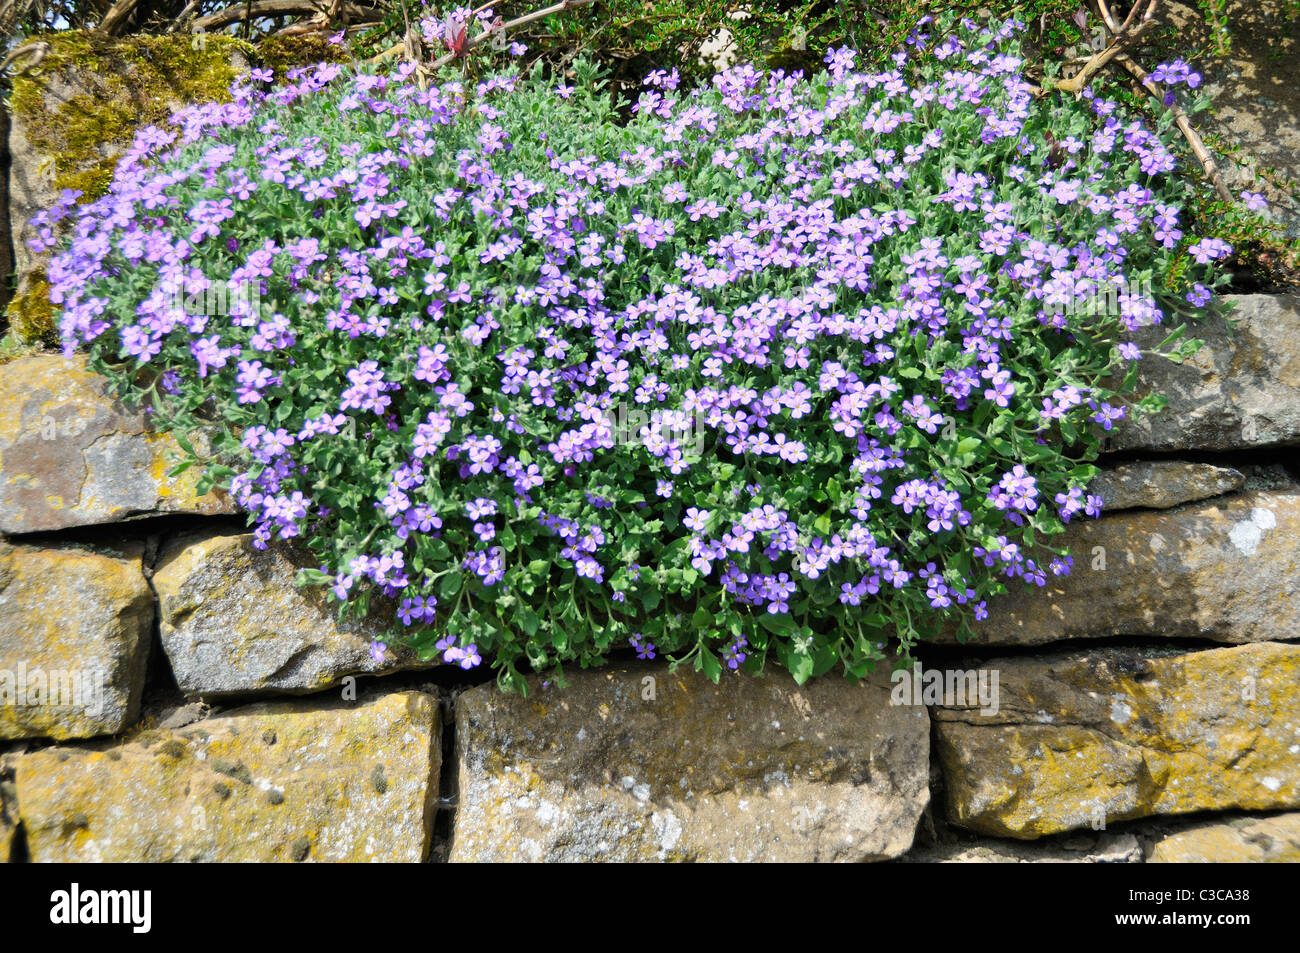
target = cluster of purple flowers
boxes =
[1145,59,1205,109]
[42,14,1235,679]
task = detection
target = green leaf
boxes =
[293,568,332,588]
[439,571,463,600]
[757,612,796,636]
[515,605,540,637]
[788,652,814,685]
[696,644,722,682]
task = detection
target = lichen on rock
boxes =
[935,642,1300,838]
[452,663,930,862]
[0,537,152,740]
[14,690,441,862]
[152,530,432,698]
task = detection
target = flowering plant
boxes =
[44,16,1229,692]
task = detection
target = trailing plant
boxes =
[44,16,1237,692]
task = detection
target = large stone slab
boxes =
[14,691,440,862]
[0,538,152,740]
[1148,812,1300,863]
[152,531,429,698]
[935,643,1300,839]
[451,664,930,862]
[947,490,1300,647]
[1088,461,1244,511]
[0,355,235,534]
[1109,295,1300,452]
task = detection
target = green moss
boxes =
[9,31,249,202]
[5,272,56,345]
[3,31,349,345]
[254,33,347,77]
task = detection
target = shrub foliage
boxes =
[46,17,1229,691]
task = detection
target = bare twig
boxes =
[1095,0,1121,32]
[0,40,48,77]
[369,0,597,67]
[97,0,140,35]
[1118,52,1234,201]
[1117,0,1159,33]
[1044,13,1158,94]
[193,0,379,33]
[165,0,201,33]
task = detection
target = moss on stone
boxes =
[8,31,247,200]
[5,272,56,345]
[254,33,347,78]
[3,31,345,344]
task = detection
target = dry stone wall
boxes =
[0,295,1296,862]
[2,12,1298,860]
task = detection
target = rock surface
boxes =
[900,832,1142,863]
[946,490,1300,647]
[1148,811,1300,862]
[935,642,1300,839]
[1110,295,1300,452]
[152,531,429,697]
[0,355,235,534]
[1166,1,1300,239]
[451,663,930,862]
[1088,461,1245,511]
[14,691,440,862]
[0,538,152,740]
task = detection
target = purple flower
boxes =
[629,632,656,660]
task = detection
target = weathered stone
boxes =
[152,531,429,697]
[935,643,1300,839]
[14,691,440,862]
[1109,295,1300,452]
[944,490,1300,647]
[451,663,930,862]
[1148,812,1300,863]
[1088,461,1245,511]
[0,355,235,534]
[0,539,152,740]
[900,831,1141,863]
